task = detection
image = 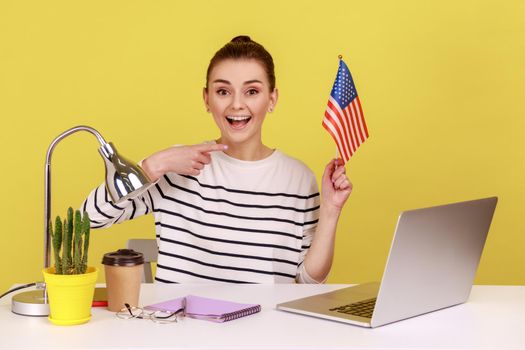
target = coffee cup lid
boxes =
[102,249,144,266]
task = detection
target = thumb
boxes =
[322,159,336,182]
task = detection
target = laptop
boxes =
[277,197,498,328]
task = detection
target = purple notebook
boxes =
[144,295,261,323]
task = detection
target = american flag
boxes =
[322,58,369,164]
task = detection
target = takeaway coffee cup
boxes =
[102,249,144,312]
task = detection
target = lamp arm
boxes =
[44,125,109,268]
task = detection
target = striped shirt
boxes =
[82,148,320,284]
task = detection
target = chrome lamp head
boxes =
[99,142,151,204]
[10,125,151,317]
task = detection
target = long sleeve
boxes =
[295,174,323,284]
[81,183,154,229]
[296,227,327,284]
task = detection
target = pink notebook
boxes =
[144,295,261,323]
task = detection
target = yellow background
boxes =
[1,0,524,292]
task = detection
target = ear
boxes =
[269,88,279,112]
[203,87,210,112]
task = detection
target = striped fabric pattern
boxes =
[82,149,320,284]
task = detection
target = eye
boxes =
[246,88,259,96]
[216,88,229,96]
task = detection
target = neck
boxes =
[217,137,273,161]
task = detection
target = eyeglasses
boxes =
[116,298,186,324]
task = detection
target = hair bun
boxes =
[231,35,252,43]
[207,35,276,91]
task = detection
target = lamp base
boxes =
[11,290,49,316]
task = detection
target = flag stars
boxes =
[330,62,358,108]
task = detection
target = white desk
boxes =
[0,284,524,349]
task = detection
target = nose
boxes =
[230,92,245,110]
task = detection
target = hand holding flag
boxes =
[321,158,353,211]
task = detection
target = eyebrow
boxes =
[212,79,263,85]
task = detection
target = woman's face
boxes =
[203,59,277,146]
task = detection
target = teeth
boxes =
[226,115,251,121]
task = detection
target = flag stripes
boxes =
[322,58,369,163]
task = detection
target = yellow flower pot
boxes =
[43,266,98,326]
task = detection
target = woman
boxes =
[83,36,352,284]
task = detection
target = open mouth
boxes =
[226,115,252,129]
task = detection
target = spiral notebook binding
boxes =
[221,305,261,322]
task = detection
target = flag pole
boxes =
[335,147,339,169]
[335,54,343,169]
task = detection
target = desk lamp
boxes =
[11,125,152,316]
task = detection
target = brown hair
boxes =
[206,35,276,91]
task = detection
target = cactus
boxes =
[49,207,91,275]
[50,217,63,274]
[73,210,83,274]
[62,218,71,274]
[81,212,90,274]
[66,207,73,266]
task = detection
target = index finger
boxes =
[195,143,228,153]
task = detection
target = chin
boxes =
[223,135,250,145]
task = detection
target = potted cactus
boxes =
[43,207,98,325]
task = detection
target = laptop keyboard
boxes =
[329,298,377,318]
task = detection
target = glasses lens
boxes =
[116,306,143,319]
[151,310,178,324]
